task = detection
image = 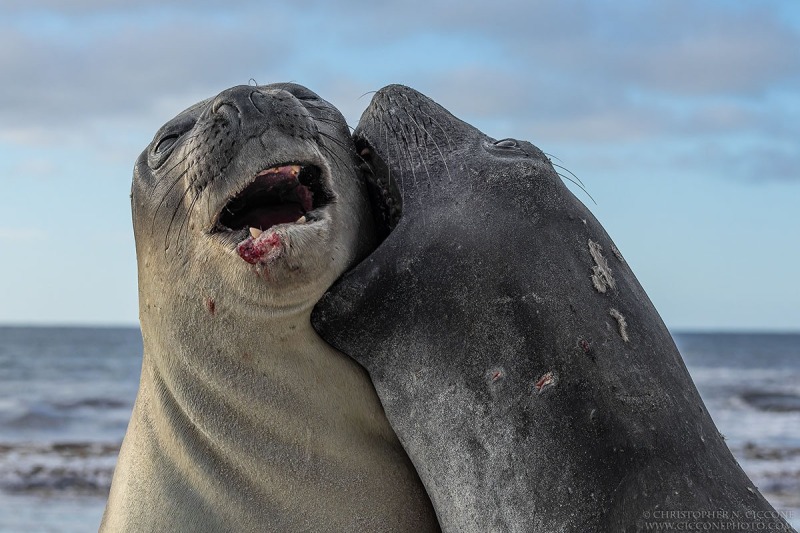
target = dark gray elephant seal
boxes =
[312,85,795,532]
[101,83,440,532]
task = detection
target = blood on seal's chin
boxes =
[237,232,283,265]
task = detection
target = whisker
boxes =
[315,127,353,153]
[164,183,196,252]
[150,165,191,238]
[392,114,419,191]
[315,130,354,171]
[381,117,402,205]
[403,94,456,152]
[402,110,434,187]
[177,186,203,248]
[399,103,452,185]
[149,135,202,190]
[550,161,586,188]
[557,172,597,205]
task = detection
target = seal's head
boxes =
[133,83,373,312]
[352,84,553,241]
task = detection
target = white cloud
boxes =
[0,227,47,242]
[1,0,799,179]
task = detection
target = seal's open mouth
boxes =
[214,164,332,238]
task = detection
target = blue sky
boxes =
[1,0,798,331]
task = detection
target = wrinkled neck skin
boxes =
[102,227,437,532]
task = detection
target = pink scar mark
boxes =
[205,297,216,316]
[237,232,283,265]
[535,372,556,393]
[491,371,503,382]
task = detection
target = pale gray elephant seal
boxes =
[101,83,440,532]
[312,85,795,532]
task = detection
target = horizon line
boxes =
[0,322,798,336]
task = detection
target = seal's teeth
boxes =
[259,164,301,177]
[295,216,307,224]
[249,227,263,238]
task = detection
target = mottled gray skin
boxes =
[312,85,794,532]
[101,83,440,532]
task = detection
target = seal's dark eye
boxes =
[493,139,518,148]
[154,134,180,155]
[148,109,198,168]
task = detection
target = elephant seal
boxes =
[101,83,440,532]
[312,85,794,532]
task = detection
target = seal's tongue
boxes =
[244,204,305,231]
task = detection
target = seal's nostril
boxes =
[249,90,274,117]
[211,85,261,116]
[211,98,235,115]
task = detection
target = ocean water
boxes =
[0,327,798,532]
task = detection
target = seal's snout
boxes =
[209,85,319,139]
[210,85,277,117]
[209,85,268,125]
